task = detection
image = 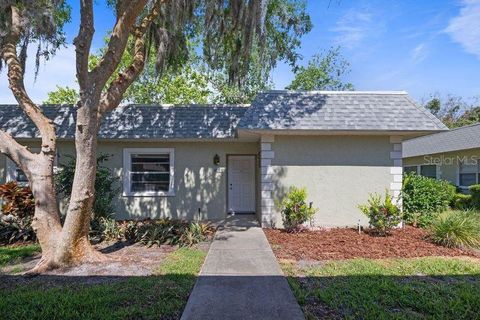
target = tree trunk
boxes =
[28,156,63,270]
[54,102,104,265]
[26,103,108,272]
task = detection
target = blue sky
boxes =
[1,0,479,104]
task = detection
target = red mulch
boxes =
[264,226,479,261]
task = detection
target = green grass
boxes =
[0,244,40,266]
[0,247,206,320]
[283,257,480,320]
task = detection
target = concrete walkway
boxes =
[181,215,304,320]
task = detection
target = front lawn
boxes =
[0,247,206,320]
[283,257,480,319]
[0,244,40,267]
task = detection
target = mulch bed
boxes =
[264,226,479,261]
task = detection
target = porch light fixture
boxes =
[213,154,220,166]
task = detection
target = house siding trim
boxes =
[390,136,403,206]
[260,134,275,227]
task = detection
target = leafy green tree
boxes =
[46,0,311,105]
[287,47,354,91]
[45,86,79,104]
[425,97,441,116]
[423,95,480,128]
[128,65,211,104]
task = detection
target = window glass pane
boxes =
[459,163,477,173]
[131,163,169,172]
[131,173,169,183]
[129,152,171,193]
[420,165,436,178]
[131,182,169,192]
[404,166,417,174]
[15,168,28,183]
[131,154,169,172]
[460,173,476,187]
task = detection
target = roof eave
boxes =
[237,128,448,136]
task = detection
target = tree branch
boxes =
[98,4,161,115]
[73,0,95,90]
[0,130,35,172]
[90,0,149,89]
[1,6,56,157]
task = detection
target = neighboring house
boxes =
[403,123,480,191]
[0,91,446,227]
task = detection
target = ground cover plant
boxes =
[282,257,480,319]
[0,247,206,319]
[92,218,215,247]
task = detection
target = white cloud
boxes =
[331,9,382,49]
[445,0,480,59]
[411,43,429,63]
[0,44,78,104]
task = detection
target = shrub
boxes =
[137,219,214,247]
[453,193,473,210]
[431,210,480,249]
[359,191,402,236]
[0,217,35,244]
[90,217,124,242]
[470,184,480,209]
[0,182,35,218]
[280,187,316,232]
[56,154,119,220]
[0,182,36,244]
[90,218,215,246]
[402,173,456,228]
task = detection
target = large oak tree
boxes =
[0,0,310,272]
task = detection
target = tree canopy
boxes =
[424,95,480,128]
[45,0,311,105]
[286,47,353,91]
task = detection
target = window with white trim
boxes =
[459,162,479,188]
[123,148,175,196]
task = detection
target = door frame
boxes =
[226,154,257,214]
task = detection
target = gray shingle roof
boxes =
[0,91,448,140]
[0,104,248,139]
[403,123,480,158]
[238,91,448,131]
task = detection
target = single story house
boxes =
[0,91,446,227]
[403,123,480,191]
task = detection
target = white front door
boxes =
[228,155,256,213]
